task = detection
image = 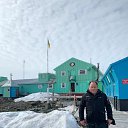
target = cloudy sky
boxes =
[0,0,128,79]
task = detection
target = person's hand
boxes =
[80,119,87,126]
[107,119,112,125]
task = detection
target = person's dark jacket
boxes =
[79,89,115,124]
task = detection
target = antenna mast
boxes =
[23,60,25,79]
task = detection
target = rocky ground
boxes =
[0,97,62,113]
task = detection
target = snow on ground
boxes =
[0,107,128,128]
[0,92,128,128]
[62,106,128,128]
[0,110,79,128]
[110,110,128,128]
[14,92,59,102]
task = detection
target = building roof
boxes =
[54,57,103,79]
[0,77,7,84]
[0,80,8,86]
[102,56,128,79]
[13,79,38,85]
[111,56,128,66]
[2,79,38,87]
[54,57,95,70]
[2,80,12,87]
[2,78,56,87]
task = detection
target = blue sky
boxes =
[0,0,128,79]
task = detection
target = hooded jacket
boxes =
[79,89,114,124]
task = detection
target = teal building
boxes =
[53,58,103,95]
[0,76,8,96]
[2,73,55,98]
[1,58,103,97]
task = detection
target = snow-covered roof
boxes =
[2,80,12,87]
[0,80,8,86]
[2,79,38,87]
[1,78,56,87]
[12,79,38,85]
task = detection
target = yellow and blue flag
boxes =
[48,40,51,48]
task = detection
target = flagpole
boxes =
[47,40,49,73]
[47,39,49,106]
[47,39,51,73]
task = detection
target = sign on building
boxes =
[122,79,128,84]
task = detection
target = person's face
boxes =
[89,82,98,94]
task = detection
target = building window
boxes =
[42,74,46,78]
[61,71,66,76]
[106,76,110,83]
[76,83,78,86]
[61,83,66,88]
[48,83,53,89]
[105,78,109,86]
[78,69,87,75]
[70,62,75,67]
[38,84,42,89]
[104,79,108,86]
[109,88,111,96]
[109,73,115,83]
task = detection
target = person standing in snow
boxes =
[79,81,115,128]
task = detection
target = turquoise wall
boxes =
[0,77,7,95]
[3,87,10,97]
[19,83,54,96]
[102,57,128,100]
[54,58,103,94]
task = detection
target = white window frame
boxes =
[48,83,53,89]
[61,71,66,76]
[61,83,66,88]
[42,74,46,78]
[106,76,111,83]
[109,73,115,83]
[78,69,87,75]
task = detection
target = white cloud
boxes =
[0,0,128,79]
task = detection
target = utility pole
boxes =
[23,60,25,79]
[10,73,13,86]
[10,73,13,81]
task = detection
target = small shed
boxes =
[2,80,19,98]
[102,57,128,111]
[0,76,8,96]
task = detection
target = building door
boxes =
[114,96,118,110]
[71,83,75,92]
